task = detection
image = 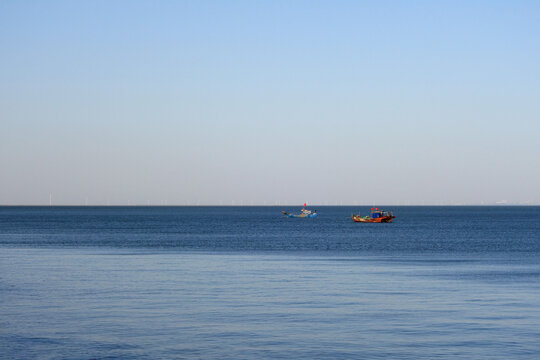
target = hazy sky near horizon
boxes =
[1,0,539,205]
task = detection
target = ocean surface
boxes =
[1,206,539,359]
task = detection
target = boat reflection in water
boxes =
[352,208,395,223]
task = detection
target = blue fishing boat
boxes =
[282,204,318,218]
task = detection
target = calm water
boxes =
[1,206,539,359]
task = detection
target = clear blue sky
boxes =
[1,0,539,205]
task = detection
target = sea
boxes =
[1,206,539,359]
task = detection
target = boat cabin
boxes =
[370,208,394,219]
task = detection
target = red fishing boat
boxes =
[352,208,395,223]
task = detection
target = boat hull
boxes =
[352,215,394,223]
[282,211,318,218]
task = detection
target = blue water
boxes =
[1,206,539,359]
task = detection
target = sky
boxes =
[1,0,539,205]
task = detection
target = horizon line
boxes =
[0,204,538,207]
